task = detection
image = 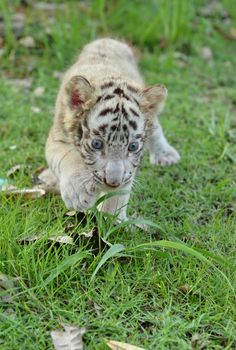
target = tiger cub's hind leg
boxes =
[147,119,180,166]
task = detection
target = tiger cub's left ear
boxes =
[65,75,95,111]
[140,84,168,117]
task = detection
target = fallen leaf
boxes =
[105,340,146,350]
[0,273,15,290]
[19,234,73,245]
[80,230,93,238]
[31,106,41,113]
[201,47,213,60]
[51,324,85,350]
[33,2,65,11]
[33,86,45,97]
[191,332,202,349]
[8,78,32,89]
[214,25,236,40]
[0,272,18,302]
[0,13,25,38]
[6,164,22,178]
[53,71,64,79]
[1,187,46,199]
[178,284,192,294]
[19,36,35,48]
[66,210,77,217]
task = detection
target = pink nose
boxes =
[105,180,121,188]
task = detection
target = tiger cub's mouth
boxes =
[93,171,132,188]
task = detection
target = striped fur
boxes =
[46,38,180,220]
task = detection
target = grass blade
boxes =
[44,251,89,285]
[127,241,235,292]
[91,244,125,281]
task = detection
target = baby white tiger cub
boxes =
[46,38,180,221]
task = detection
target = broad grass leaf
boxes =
[128,241,234,292]
[44,251,89,285]
[51,324,85,350]
[91,243,125,281]
[105,339,145,350]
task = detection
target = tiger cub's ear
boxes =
[65,75,95,111]
[140,84,167,117]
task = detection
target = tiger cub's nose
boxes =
[104,179,121,188]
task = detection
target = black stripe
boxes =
[84,143,95,153]
[99,108,113,117]
[77,122,83,139]
[113,87,124,95]
[133,97,140,107]
[113,87,131,102]
[113,104,120,114]
[110,125,117,132]
[96,95,102,103]
[104,94,115,100]
[121,105,128,119]
[101,81,114,89]
[84,159,96,165]
[123,93,131,101]
[129,120,137,130]
[127,85,139,94]
[99,123,108,134]
[130,107,140,118]
[92,129,100,136]
[135,133,142,139]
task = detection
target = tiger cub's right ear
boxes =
[140,84,168,117]
[65,75,95,111]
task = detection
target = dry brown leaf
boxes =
[53,71,64,79]
[105,340,146,350]
[80,230,93,238]
[51,324,85,350]
[201,47,213,60]
[31,106,42,113]
[178,284,192,294]
[33,2,65,11]
[66,210,77,217]
[8,78,33,89]
[33,86,45,97]
[0,272,18,302]
[19,36,36,48]
[214,25,236,40]
[1,187,46,199]
[0,13,25,38]
[19,234,73,245]
[6,164,22,178]
[134,222,148,232]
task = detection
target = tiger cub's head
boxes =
[63,75,167,189]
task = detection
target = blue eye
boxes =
[91,138,104,150]
[128,141,139,152]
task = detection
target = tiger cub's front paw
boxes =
[150,145,180,166]
[60,176,97,211]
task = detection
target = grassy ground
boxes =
[0,1,236,349]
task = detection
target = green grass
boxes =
[1,1,236,349]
